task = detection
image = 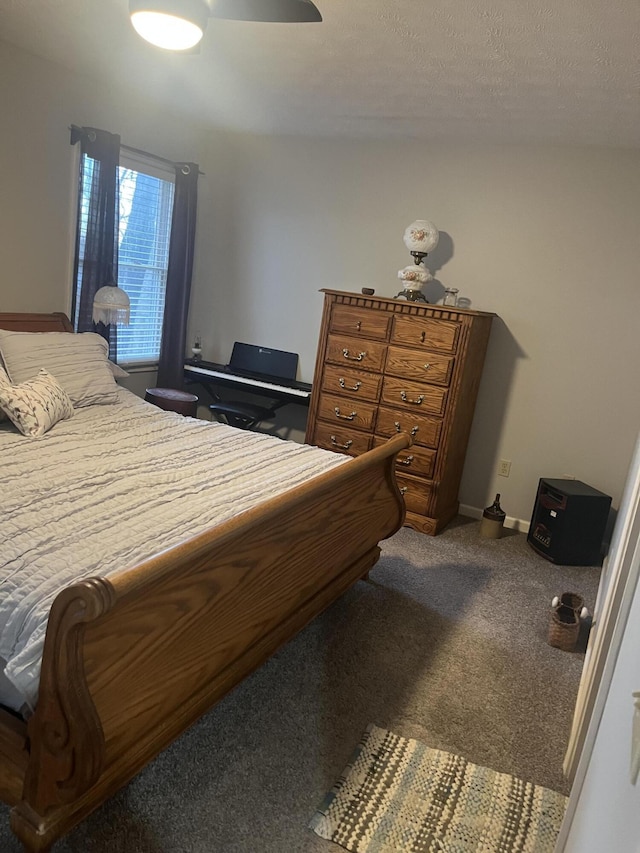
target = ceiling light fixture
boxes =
[129,0,209,51]
[129,0,322,50]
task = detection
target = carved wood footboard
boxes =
[5,431,409,852]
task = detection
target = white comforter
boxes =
[0,388,346,712]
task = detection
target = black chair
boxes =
[208,399,279,431]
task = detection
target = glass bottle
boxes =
[480,494,506,539]
[443,288,459,306]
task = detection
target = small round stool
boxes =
[145,387,198,417]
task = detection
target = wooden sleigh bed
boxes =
[0,312,410,852]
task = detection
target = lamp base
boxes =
[395,289,428,303]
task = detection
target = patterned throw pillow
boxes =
[0,369,74,437]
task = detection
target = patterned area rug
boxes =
[310,725,567,853]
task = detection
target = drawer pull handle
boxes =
[334,407,357,421]
[398,455,414,466]
[339,378,362,391]
[420,331,426,343]
[342,348,367,362]
[395,422,419,437]
[330,435,353,450]
[356,321,362,331]
[401,391,425,405]
[399,486,408,495]
[423,363,431,371]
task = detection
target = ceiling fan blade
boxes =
[209,0,322,22]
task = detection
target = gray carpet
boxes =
[0,517,600,852]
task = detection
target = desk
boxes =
[184,360,312,408]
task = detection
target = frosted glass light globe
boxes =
[403,220,439,255]
[92,285,131,326]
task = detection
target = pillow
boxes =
[108,360,130,379]
[0,368,74,437]
[0,331,118,407]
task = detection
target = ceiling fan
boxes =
[129,0,322,51]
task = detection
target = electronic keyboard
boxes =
[184,361,312,404]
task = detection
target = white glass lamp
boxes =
[191,334,203,361]
[92,285,131,326]
[396,219,439,302]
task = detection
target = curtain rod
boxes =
[121,143,205,176]
[69,126,204,175]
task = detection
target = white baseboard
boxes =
[459,504,530,534]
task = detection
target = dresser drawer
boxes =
[391,315,460,352]
[396,474,434,515]
[317,393,377,431]
[330,304,391,341]
[376,406,442,448]
[374,436,436,478]
[381,376,447,416]
[311,422,373,457]
[386,346,454,387]
[326,334,387,373]
[321,364,383,402]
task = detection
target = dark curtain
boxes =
[157,163,199,389]
[70,126,120,359]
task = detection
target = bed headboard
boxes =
[0,313,73,333]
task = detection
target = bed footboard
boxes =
[0,709,28,807]
[9,433,410,852]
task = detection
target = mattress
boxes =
[0,388,347,714]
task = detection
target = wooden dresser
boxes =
[305,290,494,534]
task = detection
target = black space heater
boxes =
[527,478,611,566]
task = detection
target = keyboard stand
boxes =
[183,361,312,435]
[208,398,282,431]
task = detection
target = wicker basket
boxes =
[548,604,580,651]
[559,592,584,613]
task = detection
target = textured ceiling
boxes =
[1,0,639,146]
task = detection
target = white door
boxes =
[557,433,640,851]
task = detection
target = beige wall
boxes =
[191,132,640,524]
[2,40,639,525]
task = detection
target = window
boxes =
[74,151,175,364]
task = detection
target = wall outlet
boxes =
[563,474,576,480]
[498,459,511,477]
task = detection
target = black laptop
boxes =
[227,342,299,384]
